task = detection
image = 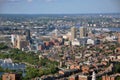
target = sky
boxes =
[0,0,120,14]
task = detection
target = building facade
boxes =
[71,27,77,41]
[80,27,87,38]
[2,73,22,80]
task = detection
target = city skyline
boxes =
[0,2,120,79]
[0,0,120,14]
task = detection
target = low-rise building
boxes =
[78,75,90,80]
[2,73,22,80]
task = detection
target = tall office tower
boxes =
[26,29,31,40]
[16,35,21,49]
[71,27,77,41]
[25,29,32,44]
[16,35,28,50]
[11,34,16,47]
[80,27,87,38]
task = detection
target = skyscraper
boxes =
[16,35,28,50]
[25,29,33,44]
[26,29,31,40]
[11,34,16,47]
[80,27,87,38]
[71,27,77,41]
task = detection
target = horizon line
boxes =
[0,12,120,15]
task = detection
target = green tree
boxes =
[0,66,4,72]
[25,67,40,79]
[0,43,8,50]
[116,76,120,80]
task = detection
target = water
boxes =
[107,28,120,32]
[0,59,26,70]
[0,59,26,77]
[91,27,120,32]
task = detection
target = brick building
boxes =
[102,75,115,80]
[2,73,22,80]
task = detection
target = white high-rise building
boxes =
[92,71,96,80]
[11,34,16,46]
